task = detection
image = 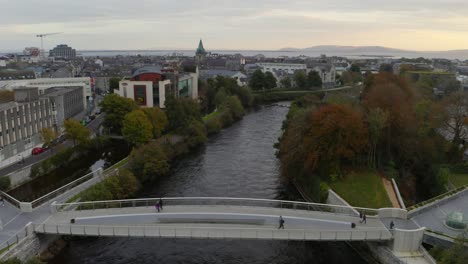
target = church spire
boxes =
[196,39,206,55]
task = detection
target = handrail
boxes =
[0,190,21,208]
[53,197,382,217]
[0,224,29,255]
[30,168,102,208]
[407,185,467,211]
[34,223,391,241]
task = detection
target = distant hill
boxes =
[278,45,468,60]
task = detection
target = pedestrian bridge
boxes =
[35,197,403,241]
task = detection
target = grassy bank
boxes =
[449,173,468,188]
[329,170,392,208]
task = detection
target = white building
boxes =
[0,77,92,109]
[115,72,198,109]
[256,63,307,74]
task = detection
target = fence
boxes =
[52,197,381,217]
[34,223,391,241]
[0,223,31,258]
[30,168,103,209]
[0,156,128,212]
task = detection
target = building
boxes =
[200,70,247,86]
[0,89,53,162]
[256,63,307,74]
[0,77,92,109]
[195,39,207,66]
[0,70,36,81]
[310,64,337,88]
[41,87,84,131]
[49,44,77,59]
[115,66,198,108]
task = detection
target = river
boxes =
[50,104,366,264]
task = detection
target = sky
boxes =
[1,0,468,51]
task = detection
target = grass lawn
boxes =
[449,174,468,188]
[329,170,392,209]
[203,111,220,122]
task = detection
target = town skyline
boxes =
[1,0,468,51]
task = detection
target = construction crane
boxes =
[36,32,63,51]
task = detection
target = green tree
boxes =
[100,93,139,133]
[108,77,121,93]
[307,71,323,89]
[64,119,91,146]
[367,108,389,168]
[0,90,14,103]
[294,71,307,89]
[350,64,361,73]
[249,69,265,90]
[40,127,58,146]
[129,142,170,183]
[142,107,168,138]
[214,88,228,109]
[164,96,202,132]
[122,110,153,146]
[280,76,292,89]
[264,71,277,89]
[221,96,245,121]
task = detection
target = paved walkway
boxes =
[37,205,392,241]
[410,191,467,238]
[381,177,401,208]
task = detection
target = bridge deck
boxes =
[37,205,392,241]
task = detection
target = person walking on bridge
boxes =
[278,216,285,229]
[0,196,4,206]
[360,213,367,224]
[158,198,163,211]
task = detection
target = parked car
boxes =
[32,147,45,155]
[41,143,50,150]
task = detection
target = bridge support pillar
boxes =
[19,202,33,213]
[50,201,57,214]
[392,227,425,253]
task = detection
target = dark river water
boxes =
[8,139,130,202]
[50,104,366,264]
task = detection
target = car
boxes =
[32,147,45,155]
[89,115,96,120]
[41,143,50,150]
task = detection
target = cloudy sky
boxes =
[1,0,468,51]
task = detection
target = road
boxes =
[0,113,105,178]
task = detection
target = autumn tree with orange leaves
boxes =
[303,104,368,178]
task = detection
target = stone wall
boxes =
[6,165,33,189]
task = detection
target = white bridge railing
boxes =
[52,197,381,217]
[34,223,391,241]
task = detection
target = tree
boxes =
[294,71,307,89]
[100,93,139,133]
[249,69,265,90]
[164,96,202,132]
[129,142,170,183]
[350,64,361,73]
[108,77,121,93]
[64,119,91,146]
[40,127,58,146]
[303,104,368,177]
[379,64,393,73]
[280,76,292,89]
[0,90,14,103]
[440,92,468,161]
[307,71,322,89]
[367,108,389,168]
[142,107,168,138]
[264,71,277,89]
[122,110,153,146]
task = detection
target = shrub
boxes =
[80,169,139,201]
[205,115,222,135]
[129,142,170,183]
[0,176,11,190]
